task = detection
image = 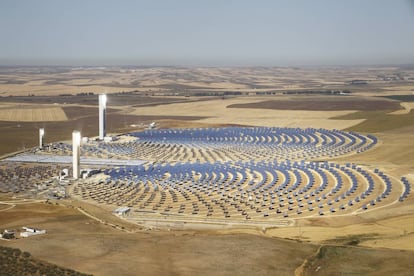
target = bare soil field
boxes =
[129,97,363,129]
[1,199,414,275]
[0,200,318,276]
[227,96,401,111]
[389,102,414,115]
[335,110,414,133]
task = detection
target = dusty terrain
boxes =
[2,199,414,276]
[0,66,414,275]
[0,244,90,275]
[0,200,318,276]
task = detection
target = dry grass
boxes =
[265,211,414,251]
[0,106,67,122]
[333,130,414,168]
[389,102,414,114]
[0,245,91,276]
[1,199,414,275]
[130,97,363,129]
[303,245,414,275]
[0,200,317,276]
[227,96,401,111]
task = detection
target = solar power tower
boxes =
[72,130,81,179]
[99,94,107,140]
[39,128,44,148]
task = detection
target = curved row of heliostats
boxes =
[50,127,378,162]
[0,163,64,193]
[71,127,410,220]
[74,159,409,220]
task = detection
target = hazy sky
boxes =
[1,0,414,66]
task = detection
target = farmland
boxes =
[0,105,67,122]
[0,66,414,275]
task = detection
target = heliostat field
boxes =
[61,126,410,223]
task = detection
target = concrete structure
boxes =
[99,94,107,140]
[39,128,44,148]
[113,207,131,217]
[72,131,81,179]
[20,227,46,238]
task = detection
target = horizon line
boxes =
[1,62,413,69]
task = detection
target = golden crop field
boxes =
[0,106,67,122]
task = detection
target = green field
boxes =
[380,95,414,102]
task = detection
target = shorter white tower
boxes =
[72,130,81,179]
[39,128,44,148]
[99,94,107,140]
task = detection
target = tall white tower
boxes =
[99,94,107,140]
[39,128,44,148]
[72,130,81,179]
